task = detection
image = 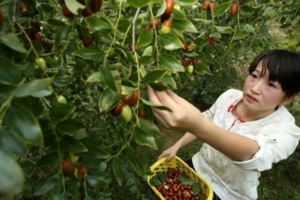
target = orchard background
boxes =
[0,0,300,199]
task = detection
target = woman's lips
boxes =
[246,94,258,102]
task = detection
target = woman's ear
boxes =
[280,95,295,106]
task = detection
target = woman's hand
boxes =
[159,144,180,161]
[147,87,203,133]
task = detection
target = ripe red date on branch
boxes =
[181,57,191,67]
[61,159,75,176]
[208,36,216,45]
[76,166,88,180]
[111,103,123,116]
[128,91,140,106]
[230,3,239,16]
[165,0,175,15]
[202,1,210,10]
[62,4,74,18]
[90,0,103,13]
[83,7,93,17]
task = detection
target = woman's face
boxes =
[242,61,290,114]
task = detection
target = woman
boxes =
[148,49,300,200]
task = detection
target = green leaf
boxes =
[0,55,22,85]
[149,82,169,91]
[101,66,117,91]
[263,7,277,18]
[112,158,124,186]
[150,171,166,184]
[241,24,255,33]
[65,0,85,15]
[11,79,53,98]
[57,120,87,140]
[178,175,193,185]
[53,74,73,87]
[0,84,16,94]
[214,2,231,17]
[88,148,110,159]
[143,69,167,83]
[0,33,27,53]
[196,19,213,25]
[159,33,183,50]
[173,18,198,33]
[127,0,151,8]
[215,25,234,34]
[192,183,201,195]
[0,151,24,195]
[141,98,172,112]
[98,88,120,113]
[87,175,108,187]
[34,175,60,196]
[161,74,177,90]
[149,176,162,186]
[73,48,102,60]
[136,29,153,49]
[160,54,184,73]
[125,147,145,176]
[33,174,60,196]
[60,137,88,153]
[6,105,43,146]
[37,152,60,167]
[137,118,160,135]
[50,103,76,119]
[142,46,153,57]
[47,18,67,27]
[86,72,105,83]
[241,5,262,17]
[135,129,158,150]
[115,44,130,58]
[175,0,198,6]
[0,128,25,156]
[196,64,211,75]
[85,16,113,32]
[155,0,166,17]
[48,193,65,200]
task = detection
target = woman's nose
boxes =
[251,79,264,94]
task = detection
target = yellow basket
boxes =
[147,156,213,200]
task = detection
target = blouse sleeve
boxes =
[233,123,300,171]
[202,103,217,120]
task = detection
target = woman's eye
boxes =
[250,73,258,78]
[268,82,277,88]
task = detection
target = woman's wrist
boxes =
[189,114,213,138]
[173,141,182,150]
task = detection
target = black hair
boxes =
[249,49,300,97]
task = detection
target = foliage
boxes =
[0,0,299,199]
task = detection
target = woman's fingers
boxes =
[166,89,189,106]
[159,150,174,161]
[152,109,169,127]
[147,86,161,105]
[148,86,174,125]
[156,90,178,109]
[159,151,167,159]
[148,86,194,130]
[148,86,178,110]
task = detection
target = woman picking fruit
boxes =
[148,49,300,200]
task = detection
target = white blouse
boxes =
[192,89,300,200]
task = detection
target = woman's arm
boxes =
[174,132,198,148]
[148,87,260,161]
[160,132,197,160]
[194,116,260,161]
